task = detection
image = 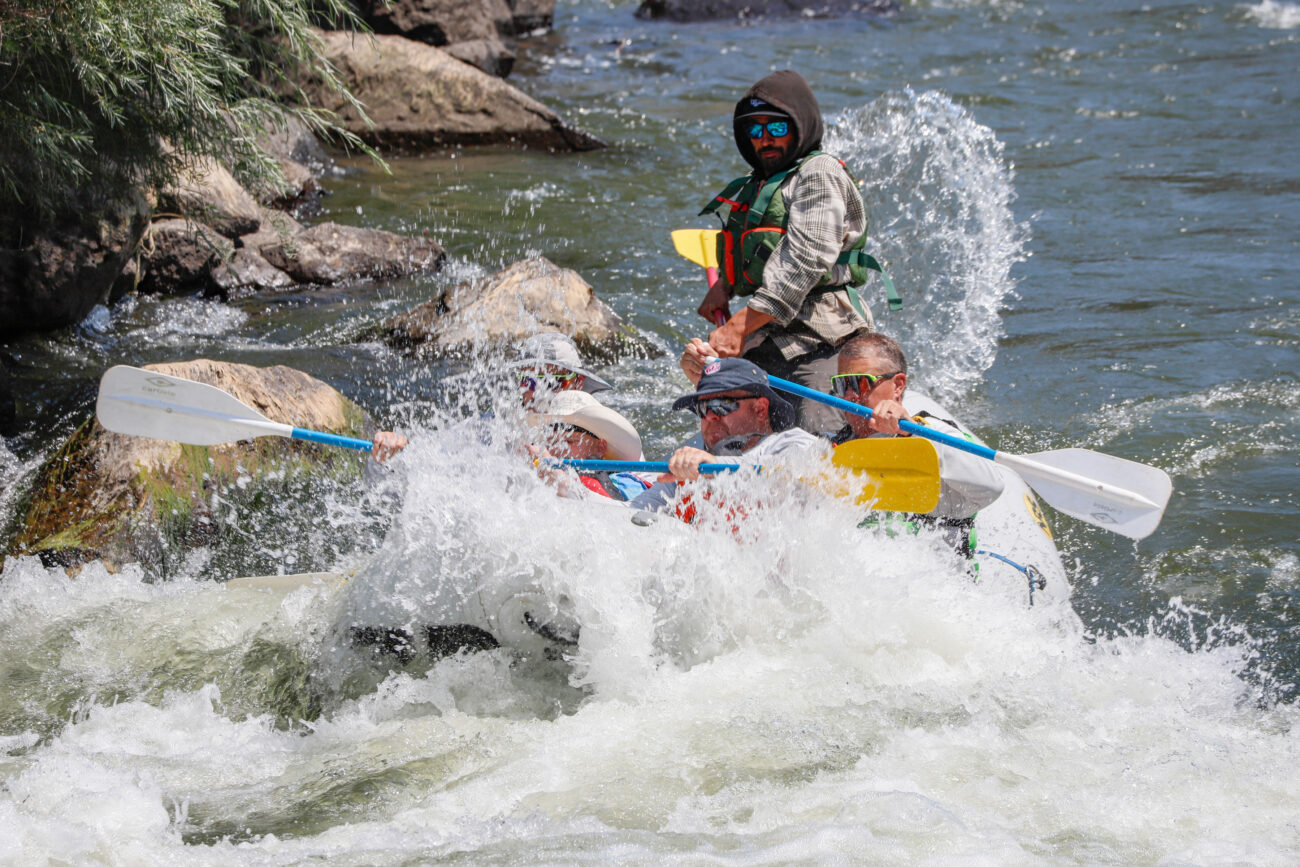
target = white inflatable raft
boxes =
[230,394,1069,662]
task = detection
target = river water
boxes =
[2,0,1299,862]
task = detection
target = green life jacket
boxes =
[699,152,901,316]
[845,412,978,561]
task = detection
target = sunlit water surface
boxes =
[2,0,1298,861]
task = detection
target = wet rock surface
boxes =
[380,256,656,360]
[7,359,371,573]
[303,30,605,151]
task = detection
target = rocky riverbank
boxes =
[0,0,606,340]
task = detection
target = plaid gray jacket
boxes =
[741,153,874,360]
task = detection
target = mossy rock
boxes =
[8,359,371,575]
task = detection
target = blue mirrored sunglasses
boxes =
[746,120,790,140]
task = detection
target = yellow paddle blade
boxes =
[670,229,719,269]
[820,437,941,513]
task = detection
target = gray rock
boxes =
[253,115,330,208]
[157,157,262,239]
[360,0,509,43]
[505,0,556,34]
[303,30,605,151]
[635,0,899,21]
[358,0,517,77]
[136,219,234,296]
[446,38,516,77]
[211,248,296,299]
[381,256,653,359]
[9,359,370,571]
[259,221,446,285]
[0,192,151,335]
[255,114,332,173]
[240,208,304,255]
[263,159,322,211]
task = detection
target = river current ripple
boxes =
[1,0,1298,862]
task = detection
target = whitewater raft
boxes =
[227,392,1070,664]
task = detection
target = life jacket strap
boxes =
[699,176,752,217]
[837,250,901,311]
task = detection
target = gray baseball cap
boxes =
[509,332,613,394]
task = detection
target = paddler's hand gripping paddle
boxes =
[671,228,728,326]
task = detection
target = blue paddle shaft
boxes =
[290,427,374,453]
[553,459,741,475]
[766,375,997,462]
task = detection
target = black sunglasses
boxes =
[688,396,758,419]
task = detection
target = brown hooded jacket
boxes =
[732,70,824,178]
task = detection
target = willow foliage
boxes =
[0,0,377,225]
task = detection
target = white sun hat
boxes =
[527,390,643,461]
[510,332,613,394]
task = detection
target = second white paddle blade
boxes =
[96,365,291,447]
[1001,448,1173,540]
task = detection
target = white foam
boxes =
[3,430,1299,862]
[826,90,1028,402]
[1242,0,1300,29]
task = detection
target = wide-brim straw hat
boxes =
[527,390,643,461]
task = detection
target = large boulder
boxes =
[156,157,262,239]
[135,219,235,296]
[380,256,654,359]
[303,30,605,151]
[505,0,556,33]
[360,0,511,43]
[359,0,515,75]
[257,222,446,285]
[635,0,899,20]
[7,360,371,573]
[0,193,151,336]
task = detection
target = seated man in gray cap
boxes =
[510,332,614,407]
[628,357,823,514]
[371,331,615,462]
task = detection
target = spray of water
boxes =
[826,89,1029,401]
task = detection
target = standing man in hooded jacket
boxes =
[685,70,895,434]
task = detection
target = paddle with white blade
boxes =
[766,373,1173,540]
[95,365,374,452]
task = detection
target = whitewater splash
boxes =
[2,435,1298,861]
[826,89,1029,402]
[1242,0,1300,28]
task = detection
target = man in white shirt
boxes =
[629,357,822,514]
